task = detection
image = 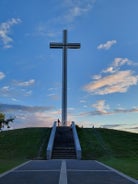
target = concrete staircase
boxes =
[52,127,76,159]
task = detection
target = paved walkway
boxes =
[0,160,137,184]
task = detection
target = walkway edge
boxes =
[96,161,138,184]
[0,160,32,178]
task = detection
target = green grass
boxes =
[0,159,24,173]
[0,127,138,179]
[0,127,51,173]
[77,127,138,179]
[101,157,138,180]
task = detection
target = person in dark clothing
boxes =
[57,119,60,126]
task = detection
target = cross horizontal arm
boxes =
[50,43,81,49]
[50,43,64,48]
[67,43,81,49]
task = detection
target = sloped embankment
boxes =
[0,127,51,173]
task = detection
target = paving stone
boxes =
[0,160,137,184]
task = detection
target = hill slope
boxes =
[0,128,50,173]
[0,127,137,179]
[77,127,138,179]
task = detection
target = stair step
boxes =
[52,156,76,159]
[52,126,76,159]
[53,148,76,153]
[53,151,76,154]
[53,147,76,150]
[52,155,76,157]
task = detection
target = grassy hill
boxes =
[77,127,138,179]
[0,128,51,173]
[0,127,137,179]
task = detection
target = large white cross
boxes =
[50,30,80,126]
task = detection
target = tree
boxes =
[0,112,15,131]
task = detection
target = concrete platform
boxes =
[0,160,137,184]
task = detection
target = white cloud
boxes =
[102,124,126,129]
[80,105,138,119]
[48,88,56,91]
[47,93,59,100]
[35,0,95,38]
[92,74,101,80]
[80,100,86,103]
[14,79,35,87]
[113,58,132,67]
[84,57,138,95]
[0,72,5,79]
[0,104,54,113]
[83,105,88,108]
[24,90,32,96]
[0,103,60,128]
[97,40,117,50]
[103,67,114,73]
[0,86,10,98]
[11,98,19,102]
[1,86,9,92]
[84,70,138,95]
[0,86,33,98]
[13,112,55,128]
[0,18,21,48]
[92,100,109,113]
[103,58,137,73]
[64,0,95,22]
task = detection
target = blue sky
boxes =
[0,0,138,133]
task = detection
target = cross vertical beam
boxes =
[62,30,67,126]
[50,30,80,126]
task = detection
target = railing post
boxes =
[71,121,82,159]
[46,121,57,159]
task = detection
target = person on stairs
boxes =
[57,119,60,127]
